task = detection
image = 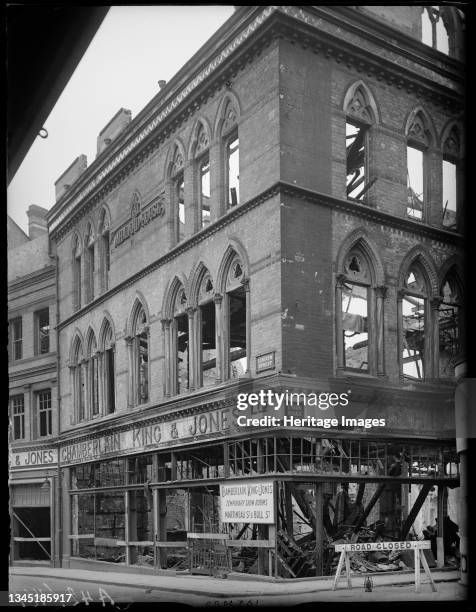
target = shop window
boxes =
[225,256,247,378]
[34,308,49,355]
[198,274,216,388]
[9,316,22,361]
[421,7,450,55]
[401,265,428,380]
[11,395,25,440]
[439,274,462,377]
[131,304,149,405]
[98,208,111,293]
[72,234,82,311]
[37,389,52,437]
[85,224,95,303]
[103,322,116,414]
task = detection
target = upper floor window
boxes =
[225,256,247,379]
[102,321,116,414]
[35,308,50,355]
[98,208,111,293]
[11,395,25,440]
[421,7,450,55]
[221,101,240,208]
[406,111,431,221]
[131,304,149,405]
[86,332,99,418]
[198,273,217,388]
[9,317,22,361]
[169,146,185,243]
[173,287,189,395]
[401,264,429,380]
[193,122,211,229]
[344,83,377,203]
[439,272,462,377]
[37,389,52,437]
[442,126,461,230]
[85,224,95,303]
[71,337,85,422]
[72,234,82,311]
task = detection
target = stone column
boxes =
[161,320,171,398]
[214,294,224,383]
[184,159,198,236]
[335,275,346,371]
[68,366,76,425]
[431,296,442,379]
[80,359,88,421]
[96,350,104,416]
[242,278,251,376]
[376,285,387,377]
[125,336,134,408]
[397,289,405,382]
[186,307,197,391]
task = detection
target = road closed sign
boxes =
[220,480,275,524]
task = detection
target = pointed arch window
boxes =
[406,112,430,221]
[85,224,95,303]
[194,123,211,228]
[222,101,240,208]
[421,7,450,55]
[442,127,461,230]
[438,273,462,377]
[98,209,111,292]
[72,235,82,311]
[86,332,99,418]
[103,322,116,414]
[401,264,429,380]
[170,146,185,243]
[225,256,247,378]
[132,305,149,404]
[72,338,86,422]
[340,252,371,371]
[173,287,189,394]
[198,273,217,387]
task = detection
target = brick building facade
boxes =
[10,6,464,576]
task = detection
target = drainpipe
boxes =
[53,250,62,567]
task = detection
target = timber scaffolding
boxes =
[181,436,459,578]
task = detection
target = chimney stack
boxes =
[27,205,48,239]
[97,108,132,157]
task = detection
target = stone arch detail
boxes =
[99,312,116,349]
[404,105,437,147]
[126,292,151,337]
[343,80,380,124]
[69,329,84,364]
[164,138,187,178]
[163,274,189,318]
[397,245,439,296]
[189,261,214,306]
[213,90,241,139]
[438,254,464,292]
[216,239,251,295]
[336,229,385,287]
[188,117,213,159]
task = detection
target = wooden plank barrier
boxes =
[332,541,437,593]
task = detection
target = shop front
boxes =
[9,447,58,566]
[58,409,460,577]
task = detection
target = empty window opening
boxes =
[175,173,185,242]
[346,122,368,200]
[86,243,95,302]
[35,309,50,354]
[136,311,149,404]
[442,159,457,228]
[200,301,216,387]
[176,314,189,394]
[228,286,247,378]
[74,252,82,310]
[407,146,424,220]
[104,326,115,414]
[227,134,240,207]
[13,507,51,561]
[402,281,426,380]
[12,395,25,440]
[38,390,52,437]
[439,279,460,376]
[200,157,211,227]
[422,7,450,55]
[341,282,369,370]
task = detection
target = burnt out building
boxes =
[46,6,465,577]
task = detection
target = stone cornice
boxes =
[47,6,464,240]
[57,180,463,331]
[8,264,56,293]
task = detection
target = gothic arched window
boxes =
[85,224,95,303]
[71,337,85,422]
[225,255,247,379]
[86,331,99,418]
[442,126,461,230]
[173,287,189,394]
[131,304,149,405]
[98,209,111,292]
[401,264,429,379]
[169,146,185,243]
[198,272,217,388]
[101,320,116,414]
[438,272,462,377]
[221,101,240,208]
[72,234,82,311]
[194,123,211,228]
[406,111,431,221]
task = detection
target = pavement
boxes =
[9,565,463,600]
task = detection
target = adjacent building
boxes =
[9,6,465,577]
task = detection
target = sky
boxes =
[7,5,234,234]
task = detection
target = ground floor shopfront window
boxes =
[66,436,460,577]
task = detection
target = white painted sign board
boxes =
[220,480,275,524]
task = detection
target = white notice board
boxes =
[220,480,275,524]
